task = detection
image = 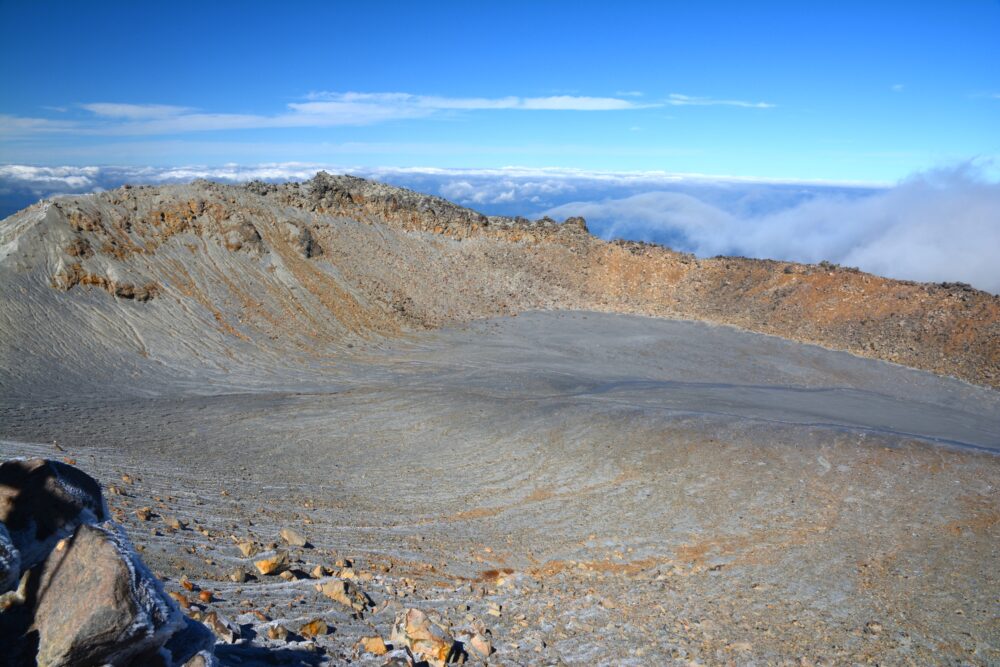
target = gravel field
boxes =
[3,312,998,665]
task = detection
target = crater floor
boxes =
[3,312,998,665]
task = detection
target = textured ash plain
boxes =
[1,174,999,665]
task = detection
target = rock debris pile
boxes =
[1,457,496,666]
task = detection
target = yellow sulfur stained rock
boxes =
[358,635,389,656]
[390,608,458,667]
[299,618,328,639]
[254,551,287,576]
[320,578,369,612]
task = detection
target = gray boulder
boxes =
[33,520,185,667]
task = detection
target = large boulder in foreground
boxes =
[0,458,108,570]
[390,608,461,667]
[0,458,216,667]
[34,521,185,666]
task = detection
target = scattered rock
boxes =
[221,215,263,255]
[169,591,193,609]
[229,567,248,583]
[180,651,218,667]
[280,526,308,547]
[359,635,389,656]
[299,618,329,639]
[390,608,460,667]
[165,617,217,666]
[0,568,29,612]
[254,550,288,575]
[0,458,108,569]
[266,624,289,642]
[465,631,493,658]
[320,577,371,612]
[136,507,153,521]
[235,539,258,558]
[201,610,239,644]
[280,220,322,258]
[381,648,416,666]
[163,516,186,531]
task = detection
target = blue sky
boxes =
[1,1,998,183]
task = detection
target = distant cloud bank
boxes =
[2,162,997,294]
[0,90,774,138]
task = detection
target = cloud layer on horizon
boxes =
[1,162,997,294]
[543,164,1000,293]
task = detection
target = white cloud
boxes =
[1,92,658,137]
[0,114,78,136]
[543,164,1000,293]
[667,93,775,108]
[302,91,653,111]
[82,103,194,119]
[891,84,905,93]
[0,164,100,190]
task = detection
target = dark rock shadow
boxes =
[214,644,326,666]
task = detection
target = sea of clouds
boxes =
[2,162,997,293]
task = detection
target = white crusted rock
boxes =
[0,458,109,570]
[33,520,185,667]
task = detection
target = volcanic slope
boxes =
[1,174,999,666]
[0,172,998,397]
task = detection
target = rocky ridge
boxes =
[1,171,997,392]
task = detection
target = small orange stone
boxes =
[299,618,328,639]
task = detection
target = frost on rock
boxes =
[0,457,212,667]
[34,520,186,667]
[0,522,20,594]
[0,457,109,570]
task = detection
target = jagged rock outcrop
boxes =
[0,459,216,667]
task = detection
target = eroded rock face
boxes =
[0,458,108,569]
[33,521,184,667]
[220,214,263,255]
[279,220,322,258]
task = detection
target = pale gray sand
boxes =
[2,312,999,665]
